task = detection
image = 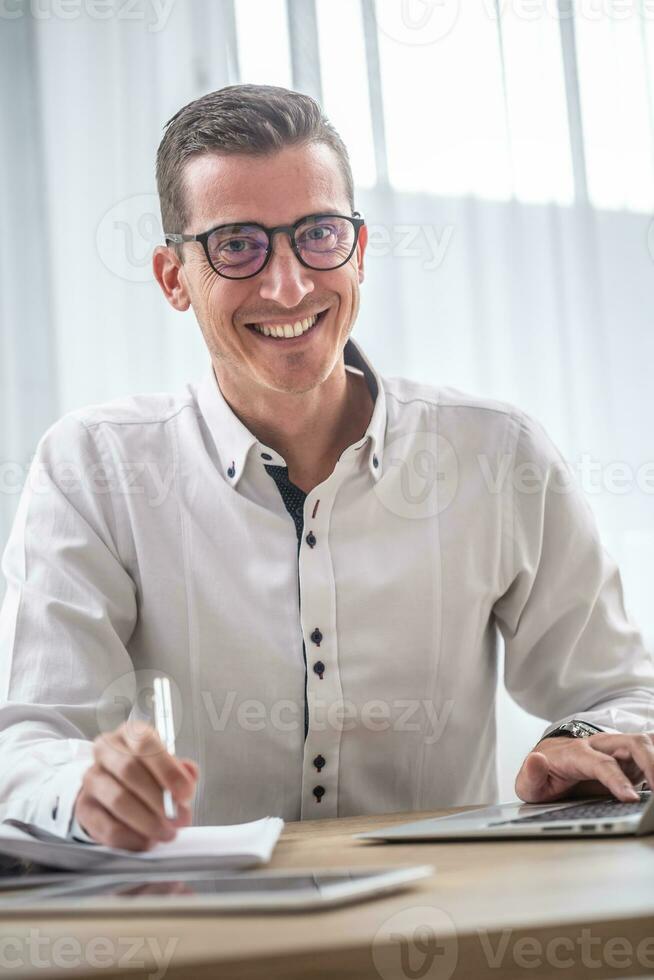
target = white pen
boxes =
[153,676,178,821]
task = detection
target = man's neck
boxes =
[213,362,374,494]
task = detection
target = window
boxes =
[229,0,654,211]
[234,0,292,88]
[316,0,377,189]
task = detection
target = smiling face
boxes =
[157,141,367,399]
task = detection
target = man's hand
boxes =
[515,732,654,804]
[73,721,199,851]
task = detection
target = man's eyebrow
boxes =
[207,209,346,227]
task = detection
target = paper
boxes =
[0,817,284,873]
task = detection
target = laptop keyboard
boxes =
[494,791,651,826]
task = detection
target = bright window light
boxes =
[234,0,292,88]
[316,0,377,190]
[499,1,574,205]
[374,0,511,199]
[575,6,654,211]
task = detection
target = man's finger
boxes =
[75,795,153,852]
[589,733,654,792]
[88,769,177,842]
[586,750,640,801]
[116,725,197,804]
[94,734,173,820]
[516,751,556,802]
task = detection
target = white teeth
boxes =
[251,312,321,338]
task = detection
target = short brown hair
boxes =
[156,83,354,260]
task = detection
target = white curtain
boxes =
[1,0,653,799]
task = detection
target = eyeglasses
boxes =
[164,211,365,280]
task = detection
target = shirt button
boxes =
[305,531,316,548]
[372,453,379,468]
[313,660,325,679]
[313,785,326,802]
[51,797,59,820]
[227,463,235,478]
[313,754,326,772]
[261,452,273,460]
[310,628,323,646]
[295,504,303,517]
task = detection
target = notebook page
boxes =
[113,817,284,861]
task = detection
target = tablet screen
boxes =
[0,865,433,913]
[42,870,366,900]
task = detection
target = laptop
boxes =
[356,790,654,841]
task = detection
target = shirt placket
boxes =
[298,466,349,820]
[264,453,354,820]
[262,461,310,739]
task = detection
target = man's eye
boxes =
[223,239,249,252]
[303,226,333,241]
[298,226,339,249]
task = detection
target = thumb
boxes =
[181,758,199,780]
[515,751,552,802]
[176,759,199,799]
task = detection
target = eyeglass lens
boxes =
[206,216,356,278]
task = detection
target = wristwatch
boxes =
[541,720,603,741]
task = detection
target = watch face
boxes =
[569,721,598,737]
[543,721,601,742]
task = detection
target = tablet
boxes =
[0,865,434,915]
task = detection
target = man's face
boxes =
[167,142,367,397]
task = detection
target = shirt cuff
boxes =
[67,811,96,843]
[31,753,94,839]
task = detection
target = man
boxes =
[1,84,653,853]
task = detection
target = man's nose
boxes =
[257,232,315,308]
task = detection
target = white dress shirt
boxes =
[1,336,653,840]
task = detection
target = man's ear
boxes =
[152,246,191,311]
[356,223,368,285]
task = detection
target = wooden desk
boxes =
[2,807,654,980]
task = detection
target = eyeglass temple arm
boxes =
[164,233,198,244]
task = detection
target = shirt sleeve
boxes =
[492,411,654,740]
[0,413,138,837]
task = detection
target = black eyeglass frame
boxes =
[164,211,365,280]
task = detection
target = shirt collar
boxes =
[197,335,387,488]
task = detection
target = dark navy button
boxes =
[313,754,326,772]
[313,660,325,679]
[227,464,235,478]
[313,785,325,802]
[310,628,323,646]
[295,504,303,517]
[51,797,59,820]
[372,454,379,468]
[261,452,273,460]
[305,531,316,548]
